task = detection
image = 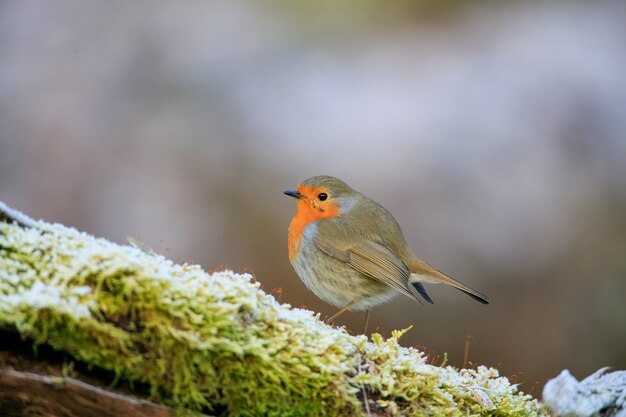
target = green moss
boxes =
[0,219,547,416]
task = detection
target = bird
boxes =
[284,175,489,331]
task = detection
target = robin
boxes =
[284,175,489,331]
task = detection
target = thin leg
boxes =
[363,309,371,334]
[326,301,355,324]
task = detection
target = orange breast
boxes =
[288,197,340,261]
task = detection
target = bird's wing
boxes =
[313,235,417,300]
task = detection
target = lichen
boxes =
[0,218,547,416]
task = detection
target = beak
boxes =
[284,190,304,200]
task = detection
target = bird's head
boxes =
[284,175,356,221]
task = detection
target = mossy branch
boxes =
[0,201,546,417]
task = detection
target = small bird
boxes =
[284,175,489,330]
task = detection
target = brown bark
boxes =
[0,331,210,417]
[0,368,176,417]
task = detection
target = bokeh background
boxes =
[1,1,625,395]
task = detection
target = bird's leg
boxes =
[363,309,371,334]
[326,301,355,324]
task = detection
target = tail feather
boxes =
[407,257,490,304]
[411,282,434,304]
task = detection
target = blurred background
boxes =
[1,0,625,395]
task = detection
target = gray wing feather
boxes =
[314,236,415,300]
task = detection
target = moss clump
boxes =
[352,330,544,416]
[0,215,547,416]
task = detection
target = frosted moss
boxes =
[0,218,547,416]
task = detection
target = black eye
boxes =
[317,192,328,201]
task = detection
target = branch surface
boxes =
[0,201,546,416]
